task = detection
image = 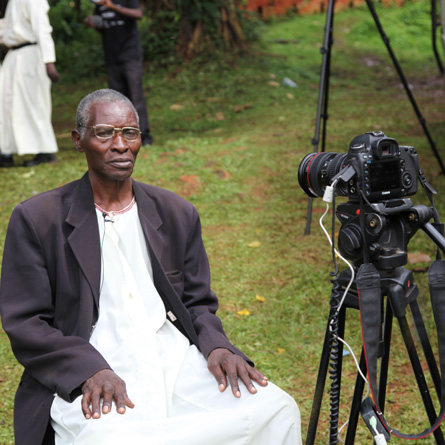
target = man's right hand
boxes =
[46,63,60,83]
[81,369,135,419]
[84,15,94,28]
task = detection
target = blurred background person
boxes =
[0,0,60,168]
[85,0,153,146]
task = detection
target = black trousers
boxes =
[107,60,152,145]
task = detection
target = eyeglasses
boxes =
[86,124,141,141]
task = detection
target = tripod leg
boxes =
[320,3,335,153]
[305,197,313,236]
[344,350,367,445]
[432,0,445,73]
[365,0,445,174]
[312,0,335,155]
[306,314,333,444]
[397,314,445,444]
[304,0,336,235]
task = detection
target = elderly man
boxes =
[0,89,301,444]
[0,0,60,168]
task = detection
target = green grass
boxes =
[1,0,445,442]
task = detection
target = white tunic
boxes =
[0,0,58,155]
[51,204,301,444]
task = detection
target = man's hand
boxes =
[95,0,113,7]
[93,0,143,19]
[207,348,268,398]
[81,369,135,419]
[84,15,95,28]
[45,63,60,83]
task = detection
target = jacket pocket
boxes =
[165,270,184,297]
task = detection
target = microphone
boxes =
[102,212,114,223]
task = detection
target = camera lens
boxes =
[298,152,348,198]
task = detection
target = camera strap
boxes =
[357,259,445,439]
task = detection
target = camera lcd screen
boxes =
[370,160,400,192]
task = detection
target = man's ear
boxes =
[72,130,84,153]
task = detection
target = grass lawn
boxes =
[1,0,445,442]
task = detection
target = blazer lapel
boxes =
[132,180,164,264]
[65,174,102,308]
[132,181,199,344]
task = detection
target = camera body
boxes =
[298,131,419,203]
[344,131,418,202]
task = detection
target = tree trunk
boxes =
[146,0,248,60]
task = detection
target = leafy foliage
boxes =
[46,0,262,78]
[48,0,104,79]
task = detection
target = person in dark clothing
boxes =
[86,0,153,146]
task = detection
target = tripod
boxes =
[432,0,445,73]
[306,201,445,444]
[305,0,445,236]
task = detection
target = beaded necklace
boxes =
[94,196,136,218]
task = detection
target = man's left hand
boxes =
[207,348,268,398]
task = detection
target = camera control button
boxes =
[350,143,364,152]
[402,172,413,188]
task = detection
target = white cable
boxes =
[319,199,372,443]
[319,202,355,313]
[337,337,369,386]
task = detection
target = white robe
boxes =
[51,204,302,444]
[0,0,57,155]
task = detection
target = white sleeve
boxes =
[28,0,56,63]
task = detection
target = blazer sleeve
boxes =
[180,206,253,365]
[0,203,110,402]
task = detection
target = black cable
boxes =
[328,279,342,444]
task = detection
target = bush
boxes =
[47,0,262,78]
[49,0,105,80]
[139,11,181,65]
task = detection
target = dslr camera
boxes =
[298,131,419,203]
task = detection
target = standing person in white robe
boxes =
[0,88,302,445]
[0,0,60,168]
[0,1,6,68]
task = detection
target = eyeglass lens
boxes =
[95,125,140,141]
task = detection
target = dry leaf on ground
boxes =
[408,252,431,264]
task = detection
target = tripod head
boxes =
[336,198,435,269]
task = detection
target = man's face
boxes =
[73,101,141,183]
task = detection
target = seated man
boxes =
[0,89,301,445]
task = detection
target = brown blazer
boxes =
[0,173,250,445]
